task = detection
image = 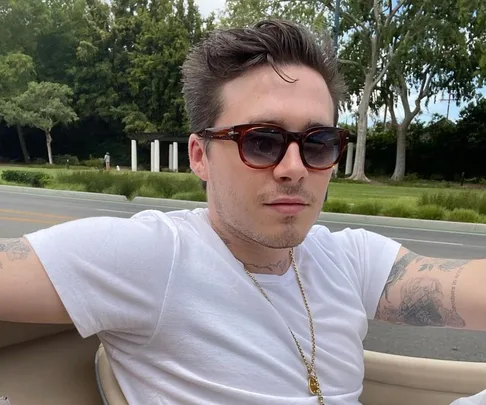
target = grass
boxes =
[1,164,485,223]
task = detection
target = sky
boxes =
[194,0,484,124]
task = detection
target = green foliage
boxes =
[54,170,202,199]
[53,154,80,165]
[350,201,383,216]
[446,209,480,223]
[1,169,52,187]
[323,200,352,213]
[418,190,486,214]
[172,191,207,202]
[381,204,415,218]
[414,204,446,220]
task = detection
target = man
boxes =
[0,20,485,405]
[104,152,111,170]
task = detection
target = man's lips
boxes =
[266,198,308,205]
[264,198,309,214]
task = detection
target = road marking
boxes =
[0,208,75,220]
[393,237,464,246]
[0,216,62,225]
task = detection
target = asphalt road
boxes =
[1,188,486,361]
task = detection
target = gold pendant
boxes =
[308,375,319,395]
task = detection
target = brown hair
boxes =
[181,19,346,133]
[181,19,346,191]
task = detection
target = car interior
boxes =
[2,321,486,405]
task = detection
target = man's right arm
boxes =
[0,237,71,324]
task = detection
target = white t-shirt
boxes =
[26,208,401,405]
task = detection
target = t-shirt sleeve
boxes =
[331,228,401,319]
[24,210,176,342]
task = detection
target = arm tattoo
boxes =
[0,239,31,262]
[417,258,470,272]
[381,252,418,302]
[378,277,466,328]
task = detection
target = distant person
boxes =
[103,152,110,170]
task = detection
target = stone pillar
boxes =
[169,144,173,171]
[131,140,137,172]
[345,142,354,176]
[172,142,179,172]
[154,140,160,172]
[150,142,155,172]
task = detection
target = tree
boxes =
[383,0,477,181]
[5,82,78,164]
[219,0,330,33]
[0,53,36,162]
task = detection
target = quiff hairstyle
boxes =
[181,19,346,191]
[182,19,346,132]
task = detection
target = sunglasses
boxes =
[196,123,351,170]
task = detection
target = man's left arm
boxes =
[375,246,486,331]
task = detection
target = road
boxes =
[1,188,486,361]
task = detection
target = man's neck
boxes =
[210,219,291,276]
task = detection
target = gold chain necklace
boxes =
[243,248,325,405]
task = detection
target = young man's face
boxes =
[190,64,335,248]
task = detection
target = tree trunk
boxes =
[349,76,373,182]
[390,123,407,181]
[390,114,416,181]
[16,124,30,163]
[45,130,53,164]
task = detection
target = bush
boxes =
[53,170,202,199]
[1,170,52,187]
[53,154,80,166]
[414,204,446,220]
[381,204,415,218]
[351,201,382,216]
[81,157,104,168]
[171,191,207,202]
[419,190,486,213]
[446,209,480,223]
[323,200,352,213]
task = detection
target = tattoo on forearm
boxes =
[244,259,289,275]
[450,267,464,313]
[381,252,418,301]
[377,277,466,328]
[416,257,470,272]
[0,239,31,262]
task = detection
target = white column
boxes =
[131,140,137,172]
[345,142,354,176]
[169,144,173,171]
[172,141,179,172]
[150,142,155,172]
[154,140,160,172]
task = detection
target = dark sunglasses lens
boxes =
[303,129,341,168]
[241,127,285,167]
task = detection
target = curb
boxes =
[317,212,486,234]
[0,184,128,202]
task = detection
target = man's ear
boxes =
[188,134,208,182]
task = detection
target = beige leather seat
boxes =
[361,350,486,405]
[95,345,128,405]
[95,345,486,405]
